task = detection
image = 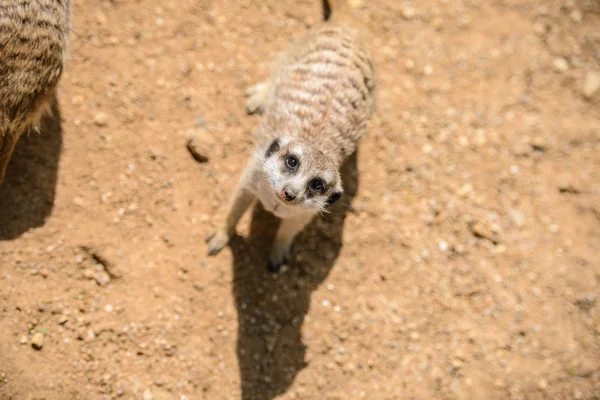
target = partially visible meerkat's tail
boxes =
[322,0,352,21]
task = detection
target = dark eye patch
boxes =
[265,140,280,158]
[308,178,327,194]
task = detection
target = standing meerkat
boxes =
[0,0,71,187]
[207,0,376,272]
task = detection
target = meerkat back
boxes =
[249,0,377,165]
[0,0,71,186]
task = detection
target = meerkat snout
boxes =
[281,187,296,202]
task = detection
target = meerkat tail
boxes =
[0,129,19,186]
[322,0,351,21]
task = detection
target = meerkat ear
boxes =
[327,191,343,206]
[265,139,280,158]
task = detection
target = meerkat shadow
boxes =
[0,100,63,240]
[230,151,359,400]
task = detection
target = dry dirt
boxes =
[1,0,600,399]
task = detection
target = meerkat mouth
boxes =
[275,190,299,207]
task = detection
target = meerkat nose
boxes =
[282,188,296,202]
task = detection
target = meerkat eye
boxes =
[285,155,299,170]
[310,178,326,193]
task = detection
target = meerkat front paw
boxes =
[245,81,270,115]
[267,245,291,273]
[206,230,231,256]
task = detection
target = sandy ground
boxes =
[1,0,599,399]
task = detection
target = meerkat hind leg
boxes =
[245,80,271,115]
[206,187,255,256]
[268,215,313,273]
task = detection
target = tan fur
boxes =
[207,0,377,271]
[0,0,71,186]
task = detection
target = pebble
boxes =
[83,269,95,280]
[569,9,583,23]
[509,208,525,228]
[552,58,569,73]
[582,71,600,99]
[529,136,547,151]
[93,112,108,127]
[143,389,153,400]
[186,131,212,163]
[558,178,580,194]
[31,332,44,350]
[470,221,500,244]
[401,7,416,20]
[93,270,111,287]
[19,335,28,345]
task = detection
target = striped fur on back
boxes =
[259,18,376,165]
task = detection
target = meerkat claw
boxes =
[206,230,230,256]
[267,249,290,273]
[267,260,282,273]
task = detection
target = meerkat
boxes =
[206,0,376,272]
[0,0,71,187]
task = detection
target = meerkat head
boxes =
[262,137,343,212]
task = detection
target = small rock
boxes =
[509,208,525,228]
[470,221,500,244]
[582,71,600,99]
[552,58,569,73]
[19,335,28,345]
[94,112,108,127]
[558,178,580,194]
[31,332,44,350]
[178,60,191,75]
[575,295,596,312]
[195,116,209,128]
[401,6,416,20]
[186,131,212,163]
[143,389,153,400]
[72,196,85,207]
[93,270,111,287]
[529,136,547,152]
[569,9,582,23]
[83,269,95,280]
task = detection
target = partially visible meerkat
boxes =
[206,0,376,272]
[0,0,71,187]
